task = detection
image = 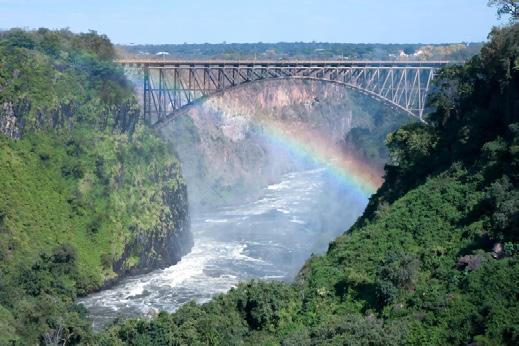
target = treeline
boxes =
[118,41,483,61]
[100,24,519,345]
[0,28,139,136]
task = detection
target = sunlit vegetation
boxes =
[0,16,518,345]
[0,29,185,343]
[118,41,482,62]
[101,24,519,345]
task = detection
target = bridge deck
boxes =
[117,59,450,68]
[118,59,449,125]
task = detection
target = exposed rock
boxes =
[0,102,22,139]
[111,168,192,283]
[0,99,138,140]
[491,243,504,259]
[158,79,409,210]
[456,255,483,272]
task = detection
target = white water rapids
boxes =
[79,168,368,330]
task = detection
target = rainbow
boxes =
[255,119,384,197]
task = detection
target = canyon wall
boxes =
[157,79,411,210]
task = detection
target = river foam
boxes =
[79,168,368,330]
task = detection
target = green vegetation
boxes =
[0,29,187,343]
[119,41,481,62]
[0,14,517,345]
[101,24,519,345]
[0,28,137,135]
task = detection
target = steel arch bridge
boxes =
[117,60,449,126]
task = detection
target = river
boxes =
[79,167,368,330]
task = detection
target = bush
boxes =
[376,252,420,306]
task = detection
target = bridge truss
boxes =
[118,60,448,126]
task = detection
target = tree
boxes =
[488,0,519,21]
[376,252,421,305]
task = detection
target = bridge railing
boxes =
[117,59,450,67]
[117,60,450,126]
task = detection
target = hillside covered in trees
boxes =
[0,29,191,344]
[100,23,519,345]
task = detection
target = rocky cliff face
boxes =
[0,121,193,292]
[0,90,190,290]
[111,177,192,284]
[158,79,410,210]
[0,102,24,139]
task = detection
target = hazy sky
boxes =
[0,0,503,44]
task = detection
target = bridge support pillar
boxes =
[143,67,151,125]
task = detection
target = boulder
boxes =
[456,255,482,271]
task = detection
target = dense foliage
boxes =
[101,24,519,345]
[0,29,186,344]
[0,28,138,135]
[118,41,482,62]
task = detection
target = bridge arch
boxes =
[150,77,415,129]
[118,60,448,126]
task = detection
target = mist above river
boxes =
[80,167,368,330]
[80,81,407,330]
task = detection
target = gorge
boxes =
[80,78,410,329]
[0,17,518,345]
[98,24,519,345]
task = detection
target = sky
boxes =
[0,0,504,44]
